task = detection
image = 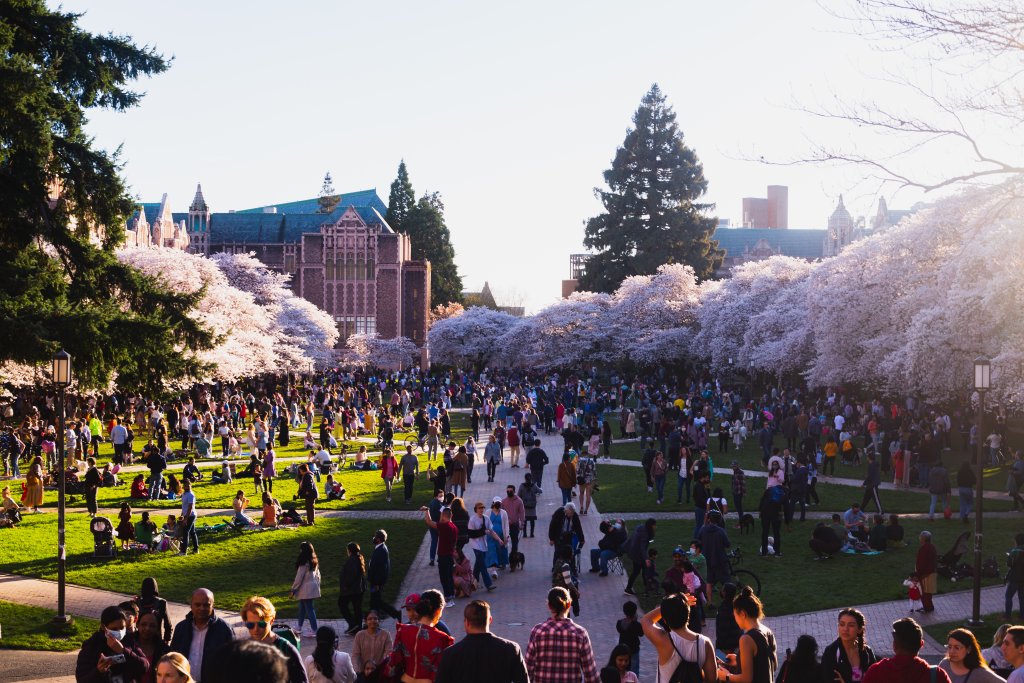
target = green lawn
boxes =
[629,518,1024,617]
[923,612,1011,652]
[592,464,1016,514]
[2,513,425,618]
[0,600,100,652]
[45,449,455,512]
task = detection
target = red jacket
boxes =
[863,655,950,683]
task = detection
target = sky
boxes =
[60,0,961,312]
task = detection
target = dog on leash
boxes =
[739,513,755,534]
[509,551,526,572]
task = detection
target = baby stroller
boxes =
[937,530,974,582]
[90,516,117,558]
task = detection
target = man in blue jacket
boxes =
[169,588,234,683]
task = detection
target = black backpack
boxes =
[663,633,706,683]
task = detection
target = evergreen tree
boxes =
[317,172,340,214]
[385,160,415,232]
[403,192,464,306]
[579,84,722,293]
[0,0,214,391]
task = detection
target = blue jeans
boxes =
[694,507,706,538]
[959,486,974,520]
[590,548,617,573]
[428,528,438,562]
[677,476,690,503]
[929,494,949,517]
[561,487,572,506]
[654,475,666,501]
[473,548,493,588]
[1006,580,1023,620]
[630,651,639,677]
[149,474,163,500]
[917,463,931,488]
[297,598,318,631]
[182,515,198,553]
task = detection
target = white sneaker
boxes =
[302,628,316,638]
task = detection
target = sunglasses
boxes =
[244,620,269,629]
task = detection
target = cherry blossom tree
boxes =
[209,251,339,370]
[427,306,520,370]
[610,263,702,365]
[345,333,420,369]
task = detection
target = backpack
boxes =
[519,485,537,509]
[767,485,786,504]
[662,632,707,683]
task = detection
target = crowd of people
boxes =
[2,365,1023,681]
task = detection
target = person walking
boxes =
[525,587,601,683]
[367,529,401,621]
[501,484,525,564]
[337,542,366,636]
[423,504,458,606]
[485,435,502,483]
[956,461,976,524]
[623,518,656,598]
[915,531,938,613]
[179,480,199,556]
[557,452,577,507]
[169,588,234,683]
[296,463,318,526]
[1005,532,1024,622]
[526,438,549,491]
[290,541,322,638]
[927,460,951,521]
[379,449,398,504]
[468,500,504,592]
[436,600,529,683]
[860,453,883,514]
[400,445,419,504]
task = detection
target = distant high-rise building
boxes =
[741,185,788,229]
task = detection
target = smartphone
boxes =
[106,654,126,665]
[715,648,729,664]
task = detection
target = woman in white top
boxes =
[305,626,356,683]
[640,593,717,683]
[291,541,323,638]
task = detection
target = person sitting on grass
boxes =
[102,463,120,487]
[130,474,148,499]
[868,514,888,551]
[2,485,24,526]
[165,473,183,500]
[233,490,256,527]
[135,511,159,551]
[324,473,346,501]
[260,491,281,528]
[182,457,203,484]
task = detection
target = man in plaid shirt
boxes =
[525,587,600,683]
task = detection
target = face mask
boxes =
[106,628,126,641]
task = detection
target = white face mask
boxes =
[106,627,126,641]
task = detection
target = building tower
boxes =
[824,194,855,257]
[187,183,211,254]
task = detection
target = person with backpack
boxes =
[640,592,717,683]
[518,472,542,538]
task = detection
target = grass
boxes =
[923,612,1011,650]
[45,449,458,512]
[591,464,1016,514]
[632,518,1024,617]
[2,513,425,618]
[0,600,99,652]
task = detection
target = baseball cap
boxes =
[402,593,420,609]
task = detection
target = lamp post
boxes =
[51,350,73,627]
[970,356,990,627]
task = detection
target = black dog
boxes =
[509,551,526,572]
[739,513,755,534]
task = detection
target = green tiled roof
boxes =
[235,189,386,217]
[712,227,826,260]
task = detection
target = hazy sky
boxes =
[62,0,951,312]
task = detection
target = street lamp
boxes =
[51,350,73,627]
[970,355,990,627]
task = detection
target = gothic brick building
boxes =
[129,185,431,347]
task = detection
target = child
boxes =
[602,644,639,683]
[552,542,581,616]
[642,547,660,596]
[903,572,922,612]
[615,601,643,678]
[689,541,711,606]
[681,558,706,627]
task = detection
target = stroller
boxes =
[90,516,117,558]
[937,530,973,582]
